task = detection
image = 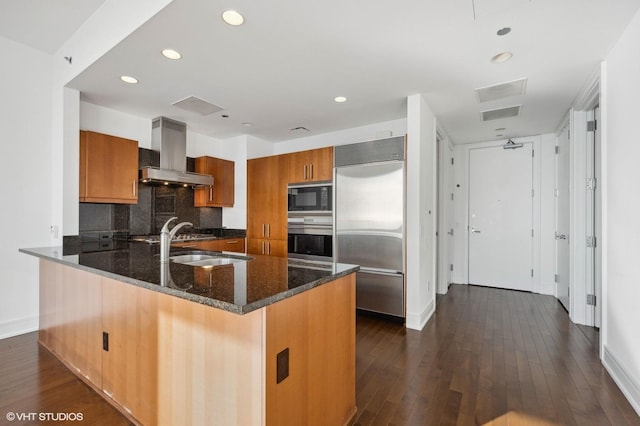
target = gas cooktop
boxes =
[129,234,216,244]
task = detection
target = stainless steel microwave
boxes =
[287,182,332,213]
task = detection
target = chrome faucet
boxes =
[160,217,193,263]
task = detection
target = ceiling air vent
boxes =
[481,105,521,122]
[475,78,527,103]
[172,96,224,116]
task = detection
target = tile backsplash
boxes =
[79,147,223,236]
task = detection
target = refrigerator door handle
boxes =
[358,267,404,277]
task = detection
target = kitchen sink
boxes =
[169,253,247,267]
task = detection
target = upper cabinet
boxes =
[246,154,288,256]
[287,147,333,183]
[194,156,235,207]
[80,130,139,204]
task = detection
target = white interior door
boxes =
[556,126,570,310]
[468,144,533,291]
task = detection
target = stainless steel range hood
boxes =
[140,117,213,187]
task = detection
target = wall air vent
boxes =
[172,96,224,116]
[481,105,522,122]
[475,78,527,103]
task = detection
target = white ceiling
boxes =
[3,0,640,144]
[0,0,105,54]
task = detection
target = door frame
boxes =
[567,65,601,328]
[437,130,454,294]
[455,136,546,294]
[554,113,571,312]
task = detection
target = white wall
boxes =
[406,95,437,330]
[54,0,173,240]
[451,135,556,295]
[80,102,248,229]
[272,119,406,155]
[188,133,247,229]
[601,8,640,415]
[80,102,152,148]
[0,37,53,338]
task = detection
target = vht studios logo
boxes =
[6,412,84,422]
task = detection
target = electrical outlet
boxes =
[276,348,289,384]
[50,225,59,238]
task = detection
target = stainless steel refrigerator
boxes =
[334,136,405,318]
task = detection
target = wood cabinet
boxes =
[246,147,333,257]
[266,272,356,425]
[246,155,288,256]
[172,237,245,253]
[287,146,333,183]
[246,238,287,257]
[102,277,159,425]
[80,130,139,204]
[38,259,356,425]
[39,260,103,386]
[194,156,235,207]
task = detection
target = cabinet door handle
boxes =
[303,164,307,180]
[209,186,213,201]
[225,240,239,244]
[132,180,136,197]
[268,241,271,255]
[309,164,313,179]
[261,240,265,254]
[267,223,270,238]
[262,224,265,238]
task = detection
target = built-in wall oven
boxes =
[287,214,333,261]
[287,181,333,261]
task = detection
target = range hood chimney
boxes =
[140,117,213,187]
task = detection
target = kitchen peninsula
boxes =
[20,243,358,425]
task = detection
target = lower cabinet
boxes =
[38,259,355,425]
[246,238,287,257]
[39,261,103,385]
[102,277,159,425]
[171,237,245,253]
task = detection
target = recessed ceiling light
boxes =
[161,49,182,60]
[334,96,347,103]
[495,127,506,131]
[491,52,513,63]
[120,75,138,84]
[497,27,511,36]
[242,122,254,127]
[222,10,244,26]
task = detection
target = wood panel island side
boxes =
[21,245,358,425]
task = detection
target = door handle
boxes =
[470,228,481,234]
[555,233,567,240]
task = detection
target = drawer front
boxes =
[218,238,245,253]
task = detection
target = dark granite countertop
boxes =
[19,244,358,315]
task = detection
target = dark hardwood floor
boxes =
[0,332,132,425]
[1,284,638,425]
[353,284,640,426]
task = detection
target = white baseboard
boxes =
[406,298,436,331]
[602,346,640,416]
[0,315,39,340]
